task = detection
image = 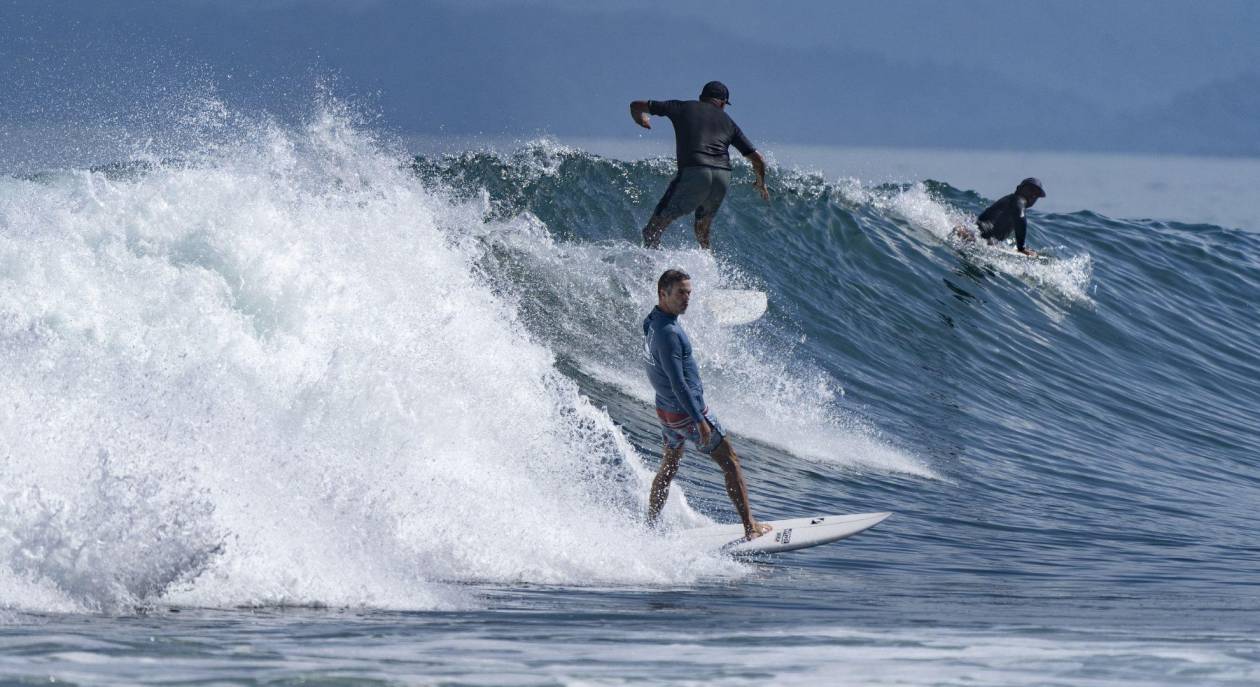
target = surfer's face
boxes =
[660,279,692,315]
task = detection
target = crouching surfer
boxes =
[954,177,1047,256]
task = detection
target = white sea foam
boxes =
[0,103,742,613]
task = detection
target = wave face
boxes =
[0,111,746,613]
[3,105,1259,627]
[413,141,1260,603]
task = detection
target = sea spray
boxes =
[0,105,739,613]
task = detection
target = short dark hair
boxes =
[657,269,691,295]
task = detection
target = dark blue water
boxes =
[2,119,1258,684]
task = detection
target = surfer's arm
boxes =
[730,128,769,203]
[662,333,707,424]
[1014,216,1028,253]
[629,101,652,129]
[745,150,769,202]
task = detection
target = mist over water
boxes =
[3,96,1259,684]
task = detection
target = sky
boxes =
[2,0,1258,162]
[573,0,1260,111]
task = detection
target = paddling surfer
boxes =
[643,269,771,540]
[955,177,1047,256]
[630,81,770,249]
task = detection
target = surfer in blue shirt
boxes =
[643,269,771,540]
[955,178,1047,256]
[630,81,770,249]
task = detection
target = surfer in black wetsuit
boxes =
[629,81,770,249]
[955,177,1047,256]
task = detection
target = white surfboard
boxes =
[992,247,1051,262]
[680,511,891,555]
[706,289,767,326]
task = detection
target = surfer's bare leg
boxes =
[709,439,770,539]
[693,215,714,250]
[647,446,684,527]
[642,215,675,249]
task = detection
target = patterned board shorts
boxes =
[656,407,727,454]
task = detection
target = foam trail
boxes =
[0,104,738,613]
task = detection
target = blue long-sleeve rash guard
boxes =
[643,306,707,423]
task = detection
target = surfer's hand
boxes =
[754,180,770,202]
[697,420,712,446]
[1020,248,1038,257]
[630,101,652,129]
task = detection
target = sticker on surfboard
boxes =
[679,512,891,555]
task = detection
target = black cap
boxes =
[700,81,731,104]
[1018,177,1046,198]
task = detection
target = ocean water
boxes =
[2,102,1259,685]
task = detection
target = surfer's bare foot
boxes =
[745,523,772,540]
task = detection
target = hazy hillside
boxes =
[1,0,1256,158]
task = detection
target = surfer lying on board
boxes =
[643,269,772,540]
[630,81,770,249]
[954,177,1047,256]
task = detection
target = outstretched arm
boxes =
[745,150,769,202]
[630,100,652,129]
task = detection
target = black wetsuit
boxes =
[647,100,756,170]
[977,193,1029,251]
